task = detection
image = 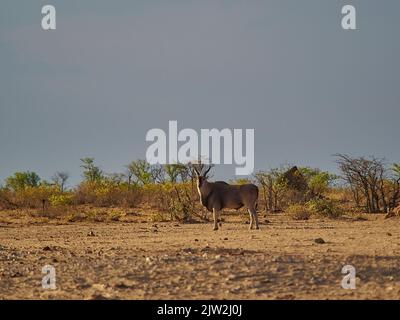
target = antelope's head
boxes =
[192,164,212,189]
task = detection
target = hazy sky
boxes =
[1,0,399,186]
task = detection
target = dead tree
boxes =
[335,154,389,213]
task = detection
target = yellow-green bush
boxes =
[49,193,74,207]
[307,198,343,219]
[141,182,197,222]
[142,183,174,211]
[10,185,59,208]
[74,181,142,207]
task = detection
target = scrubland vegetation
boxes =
[1,155,399,223]
[1,156,400,300]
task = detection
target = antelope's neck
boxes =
[197,180,211,204]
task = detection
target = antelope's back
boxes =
[212,181,259,205]
[238,183,259,200]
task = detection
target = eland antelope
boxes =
[192,165,260,230]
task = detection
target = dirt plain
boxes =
[0,211,399,300]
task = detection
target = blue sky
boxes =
[1,0,399,186]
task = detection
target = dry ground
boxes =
[0,211,399,300]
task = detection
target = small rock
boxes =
[43,246,52,251]
[387,232,392,236]
[194,239,199,242]
[10,271,23,278]
[314,238,325,244]
[223,237,228,241]
[87,231,96,237]
[114,282,131,289]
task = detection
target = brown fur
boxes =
[196,176,260,230]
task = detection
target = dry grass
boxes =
[286,204,311,220]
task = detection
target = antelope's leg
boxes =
[212,208,219,231]
[248,209,254,230]
[252,209,260,230]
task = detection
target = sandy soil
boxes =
[0,212,399,300]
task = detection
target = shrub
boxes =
[142,182,197,222]
[49,193,74,207]
[151,211,169,222]
[307,198,343,219]
[94,181,122,207]
[66,212,86,222]
[11,185,58,208]
[109,210,125,221]
[141,183,166,209]
[286,204,311,220]
[167,182,197,222]
[0,188,16,209]
[74,181,143,208]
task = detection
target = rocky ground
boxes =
[0,213,399,299]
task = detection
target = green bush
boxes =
[307,198,343,219]
[5,171,41,191]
